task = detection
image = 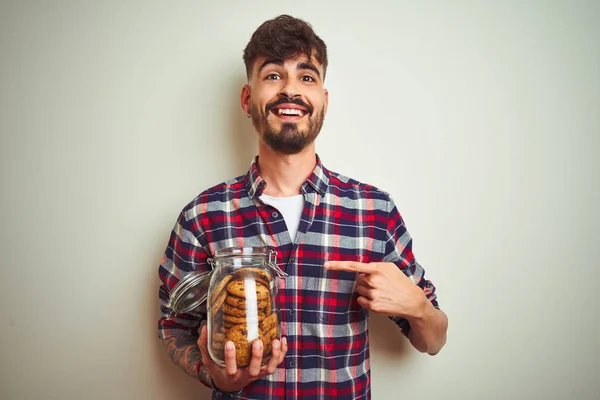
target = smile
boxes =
[270,103,309,120]
[277,108,305,117]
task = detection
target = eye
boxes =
[265,73,281,80]
[301,75,315,82]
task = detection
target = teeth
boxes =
[278,108,304,116]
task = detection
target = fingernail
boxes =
[273,340,280,350]
[324,262,330,268]
[225,341,234,350]
[254,340,263,350]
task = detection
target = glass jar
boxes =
[167,247,287,368]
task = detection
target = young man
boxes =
[158,14,447,399]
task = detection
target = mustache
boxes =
[266,97,314,115]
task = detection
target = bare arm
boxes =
[160,336,212,388]
[407,301,448,355]
[324,261,448,355]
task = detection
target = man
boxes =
[158,14,448,399]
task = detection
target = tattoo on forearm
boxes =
[161,336,206,382]
[199,363,213,386]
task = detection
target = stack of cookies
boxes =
[209,267,279,367]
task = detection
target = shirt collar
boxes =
[244,154,329,199]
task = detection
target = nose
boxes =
[278,79,301,100]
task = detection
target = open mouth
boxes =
[270,104,309,119]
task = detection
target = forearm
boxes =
[407,301,448,355]
[160,336,212,388]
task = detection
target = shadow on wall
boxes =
[368,312,410,359]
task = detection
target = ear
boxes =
[240,84,252,116]
[323,88,329,116]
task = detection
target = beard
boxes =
[251,102,325,155]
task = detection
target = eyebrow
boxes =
[298,62,321,79]
[258,58,322,79]
[258,58,284,73]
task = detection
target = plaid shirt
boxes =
[158,155,439,400]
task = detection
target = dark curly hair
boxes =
[243,15,328,80]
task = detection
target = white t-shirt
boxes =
[259,194,304,240]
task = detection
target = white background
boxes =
[1,1,598,399]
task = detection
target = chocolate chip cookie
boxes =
[232,267,272,283]
[222,303,247,318]
[210,289,228,318]
[260,313,278,333]
[226,278,270,300]
[223,311,266,325]
[210,275,232,304]
[225,295,268,310]
[225,324,267,367]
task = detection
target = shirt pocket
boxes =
[300,254,368,326]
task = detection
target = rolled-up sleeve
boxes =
[382,196,440,333]
[158,211,210,339]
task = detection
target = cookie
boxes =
[225,324,249,341]
[225,325,252,366]
[263,296,272,315]
[210,289,228,318]
[257,283,270,300]
[225,295,268,310]
[235,342,251,366]
[240,276,270,291]
[226,278,271,300]
[212,310,223,326]
[223,314,247,325]
[226,279,245,297]
[211,325,221,336]
[223,312,266,325]
[212,333,225,343]
[225,324,266,367]
[210,275,233,303]
[266,326,278,341]
[222,303,268,320]
[260,313,278,334]
[212,340,224,350]
[232,267,272,283]
[222,303,247,318]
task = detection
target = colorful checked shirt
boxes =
[158,155,439,400]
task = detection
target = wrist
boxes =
[196,363,213,389]
[198,363,243,393]
[406,294,433,325]
[210,377,244,394]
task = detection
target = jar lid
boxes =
[167,270,212,314]
[211,246,286,278]
[213,246,272,258]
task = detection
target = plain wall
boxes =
[1,1,599,399]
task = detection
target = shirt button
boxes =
[289,257,296,265]
[271,211,279,218]
[289,309,295,316]
[289,360,297,368]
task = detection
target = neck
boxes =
[257,142,316,197]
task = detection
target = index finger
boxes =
[323,261,376,274]
[263,337,284,374]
